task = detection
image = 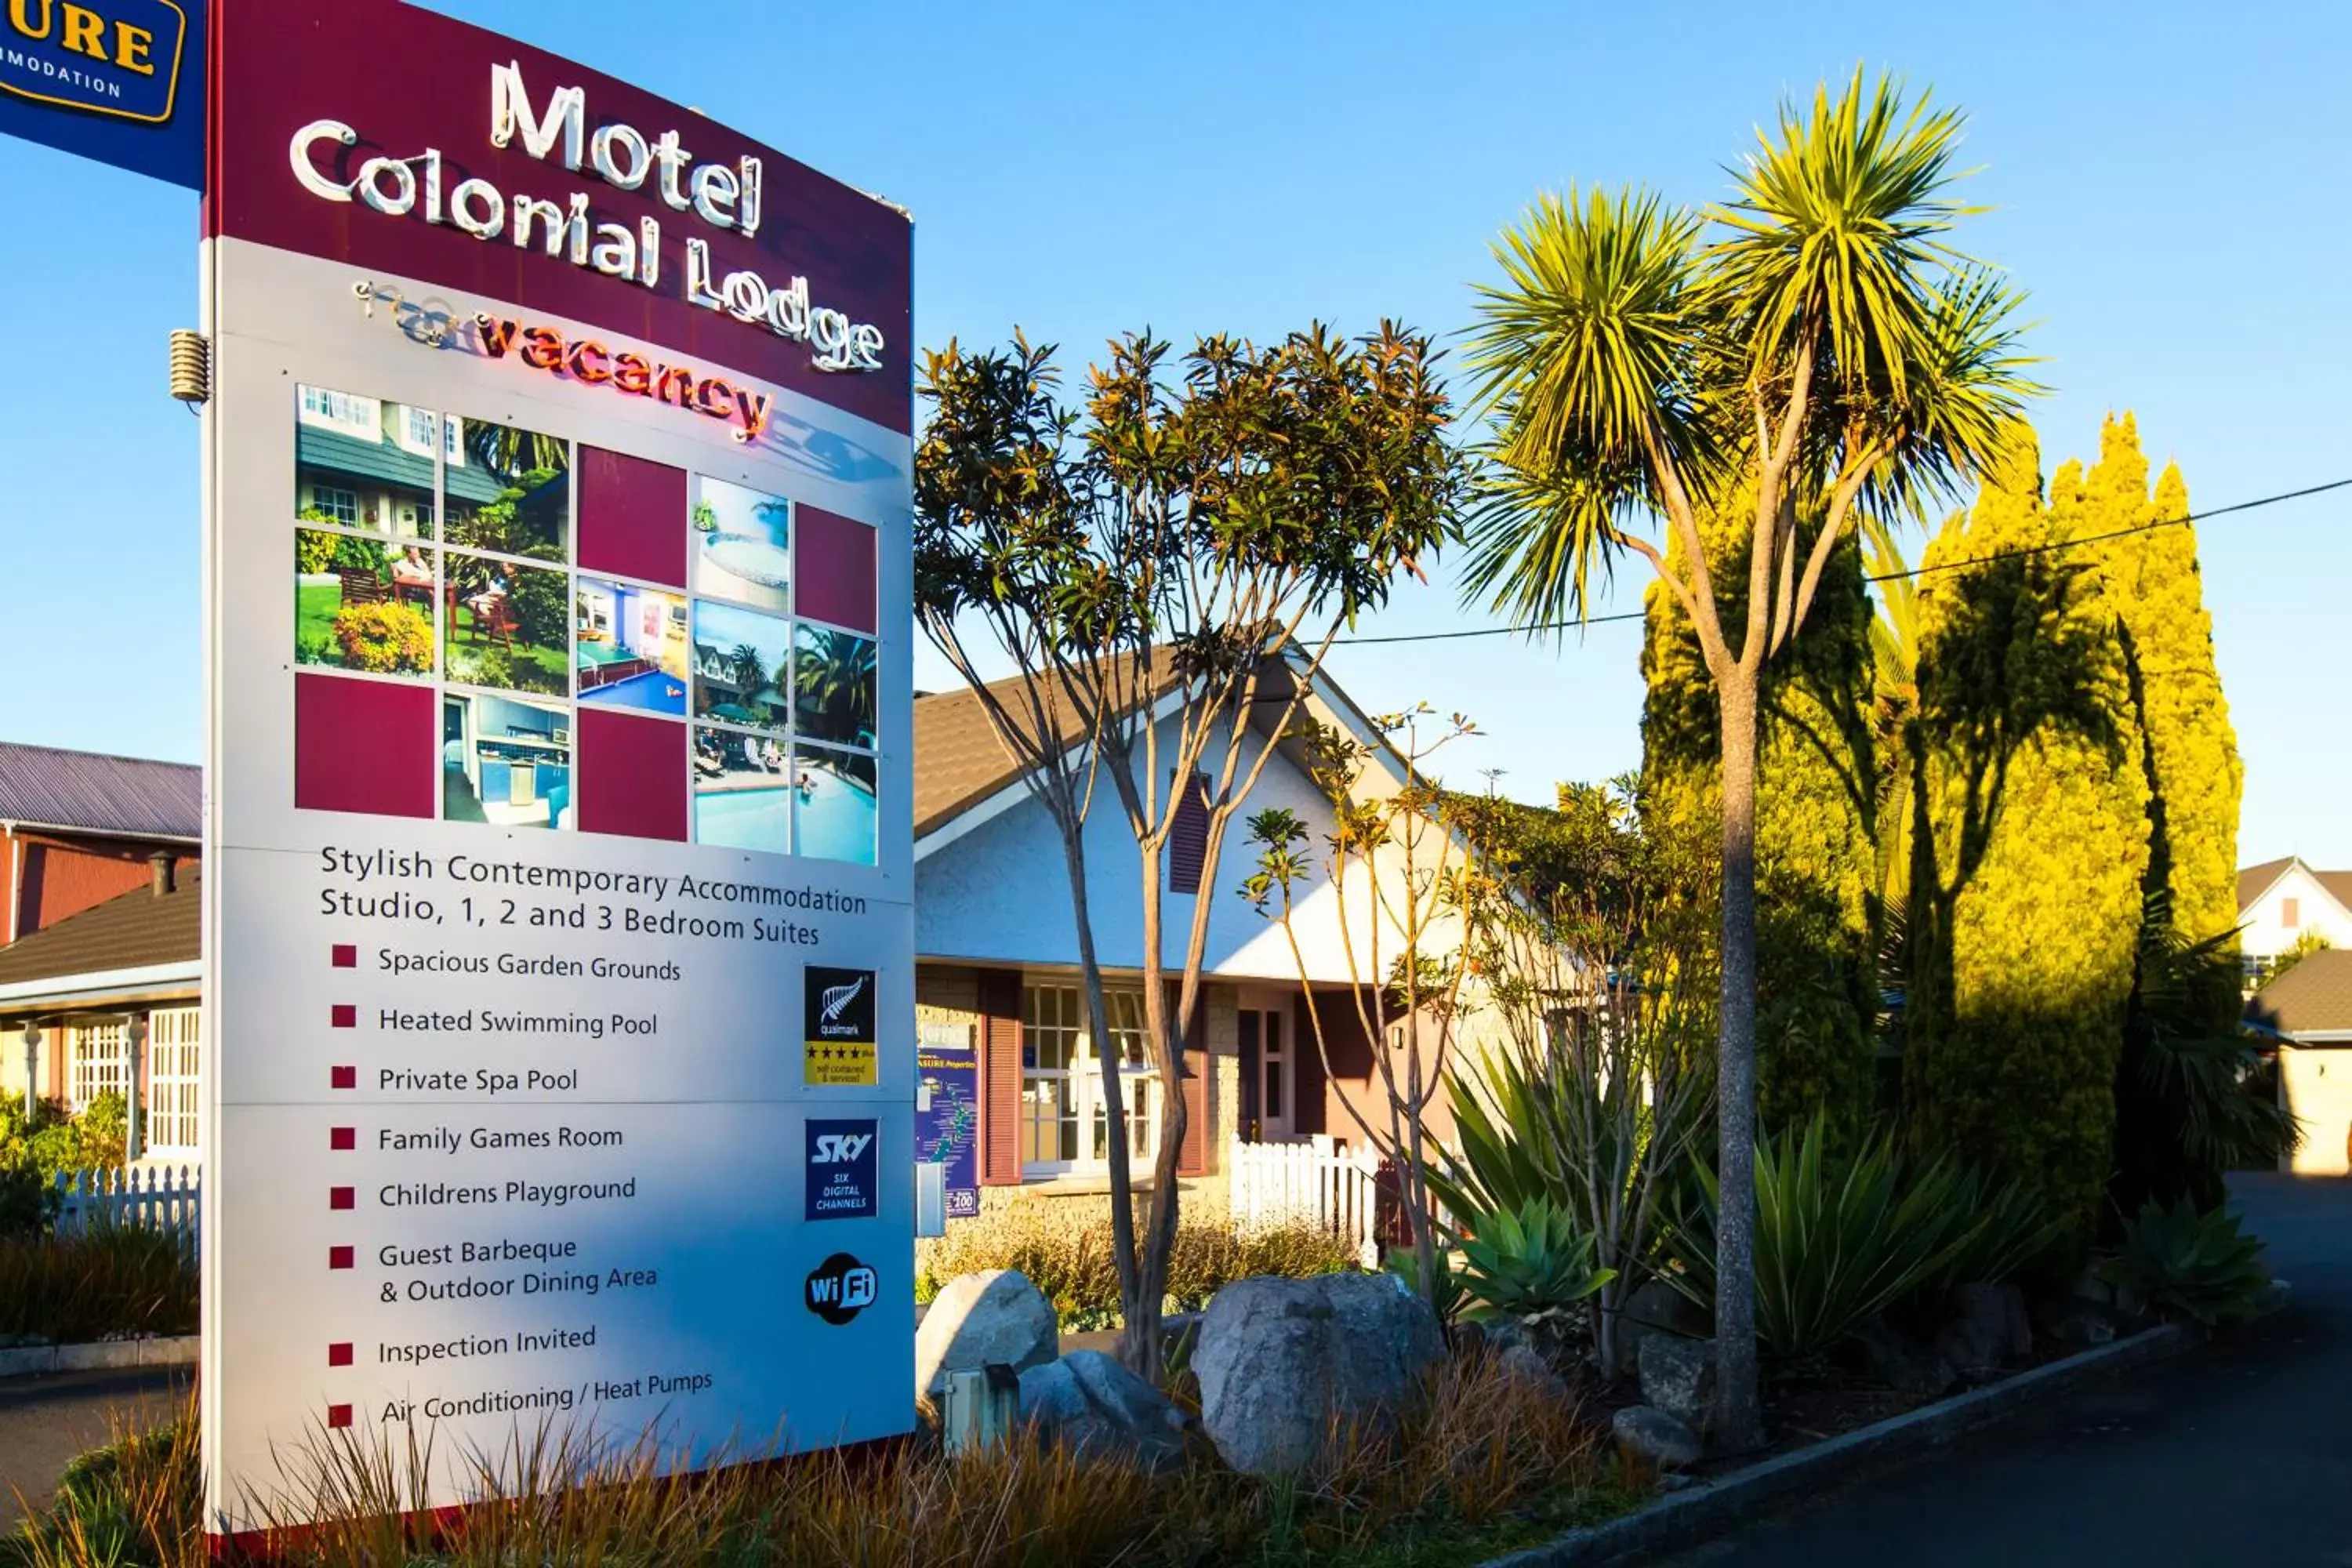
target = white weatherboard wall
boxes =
[199,241,914,1529]
[2280,1047,2352,1176]
[915,706,1461,986]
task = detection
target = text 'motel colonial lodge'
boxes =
[194,0,915,1536]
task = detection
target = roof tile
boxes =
[0,742,200,840]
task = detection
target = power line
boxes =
[1328,476,2352,648]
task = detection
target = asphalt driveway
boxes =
[1671,1172,2352,1566]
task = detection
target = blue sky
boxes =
[2,1,2344,862]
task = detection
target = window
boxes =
[147,1009,201,1155]
[2282,898,2301,930]
[307,485,361,527]
[67,1023,129,1112]
[1020,982,1163,1176]
[298,386,379,437]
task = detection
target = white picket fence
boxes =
[53,1163,203,1244]
[1228,1135,1385,1269]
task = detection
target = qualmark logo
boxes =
[804,1252,877,1325]
[803,966,877,1087]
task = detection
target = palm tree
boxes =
[1463,71,2035,1447]
[727,644,770,713]
[796,630,878,742]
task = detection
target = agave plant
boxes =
[1660,1116,1985,1363]
[1454,1197,1616,1327]
[2103,1198,2270,1327]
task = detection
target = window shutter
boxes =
[979,970,1023,1186]
[1168,772,1210,895]
[1178,1004,1210,1176]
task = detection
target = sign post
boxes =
[197,0,913,1534]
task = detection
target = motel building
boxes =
[0,654,1476,1221]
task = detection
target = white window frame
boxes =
[307,484,362,528]
[1021,980,1163,1178]
[298,386,379,438]
[67,1022,129,1113]
[146,1008,201,1156]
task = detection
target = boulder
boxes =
[1851,1314,1955,1398]
[1637,1333,1715,1434]
[1611,1405,1702,1472]
[915,1270,1059,1399]
[1192,1272,1443,1477]
[1937,1282,2031,1376]
[1614,1279,1704,1371]
[2048,1301,2118,1350]
[1018,1350,1193,1474]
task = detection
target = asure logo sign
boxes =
[804,1119,877,1221]
[1,0,187,125]
[804,1252,877,1326]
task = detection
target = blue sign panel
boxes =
[916,1020,981,1220]
[0,0,204,189]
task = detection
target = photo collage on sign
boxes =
[289,386,881,865]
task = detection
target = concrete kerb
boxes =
[1483,1322,2198,1568]
[0,1336,200,1381]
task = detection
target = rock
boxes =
[1637,1333,1715,1434]
[2049,1302,2118,1349]
[1192,1272,1443,1477]
[1495,1339,1571,1401]
[914,1270,1060,1399]
[1939,1282,2031,1375]
[1018,1350,1193,1474]
[1612,1405,1703,1472]
[1616,1278,1704,1370]
[1851,1315,1956,1397]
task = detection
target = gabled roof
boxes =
[0,866,200,990]
[2238,857,2295,913]
[2247,948,2352,1041]
[2238,856,2352,920]
[295,424,506,506]
[913,653,1183,840]
[0,742,201,840]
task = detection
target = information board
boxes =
[914,1019,979,1220]
[197,0,913,1534]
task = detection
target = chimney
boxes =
[151,852,175,898]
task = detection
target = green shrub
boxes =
[332,602,434,673]
[916,1205,1354,1329]
[0,1221,198,1343]
[1385,1242,1469,1328]
[0,1098,127,1236]
[295,526,392,577]
[509,565,568,648]
[2102,1198,2270,1327]
[1454,1198,1613,1326]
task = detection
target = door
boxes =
[1241,1000,1294,1141]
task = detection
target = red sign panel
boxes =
[207,0,912,433]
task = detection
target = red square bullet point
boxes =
[332,944,358,968]
[328,1342,354,1367]
[328,1246,354,1269]
[330,1127,356,1151]
[329,1186,355,1210]
[331,1065,357,1090]
[327,1404,354,1429]
[331,1004,357,1029]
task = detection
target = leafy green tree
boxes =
[916,324,1463,1378]
[1462,71,2035,1446]
[1900,433,2150,1239]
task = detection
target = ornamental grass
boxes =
[0,1222,198,1346]
[5,1351,1628,1568]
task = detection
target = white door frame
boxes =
[1239,987,1296,1142]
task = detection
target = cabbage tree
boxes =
[1463,71,2036,1448]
